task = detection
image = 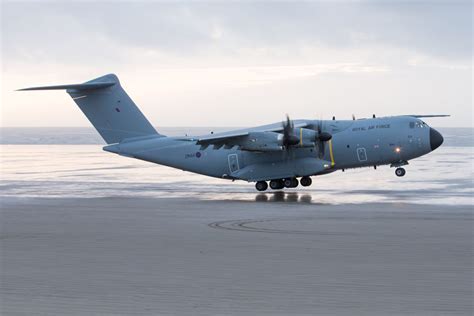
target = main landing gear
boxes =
[255,181,268,191]
[283,178,298,188]
[255,176,312,191]
[269,179,284,190]
[300,176,312,187]
[395,167,406,177]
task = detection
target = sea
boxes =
[1,127,472,205]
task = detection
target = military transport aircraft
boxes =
[20,74,447,191]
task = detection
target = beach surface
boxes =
[1,136,473,315]
[1,196,472,315]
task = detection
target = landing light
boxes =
[395,147,401,153]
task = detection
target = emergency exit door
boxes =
[228,154,239,173]
[357,147,367,162]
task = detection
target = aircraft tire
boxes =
[395,167,406,177]
[290,178,299,188]
[283,178,299,188]
[300,176,312,187]
[270,179,284,190]
[255,181,268,191]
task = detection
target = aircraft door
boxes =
[357,147,368,162]
[228,154,240,174]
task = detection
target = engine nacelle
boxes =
[239,132,284,152]
[238,128,326,152]
[297,128,318,147]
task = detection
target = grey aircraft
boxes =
[20,74,447,191]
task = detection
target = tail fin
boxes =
[19,74,160,144]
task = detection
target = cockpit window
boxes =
[413,121,426,128]
[410,121,428,128]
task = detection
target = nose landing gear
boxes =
[391,161,408,178]
[395,167,406,177]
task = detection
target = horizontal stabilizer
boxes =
[17,82,115,91]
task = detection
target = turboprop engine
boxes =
[239,128,331,152]
[239,132,285,152]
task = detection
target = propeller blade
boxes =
[315,120,332,158]
[282,115,299,150]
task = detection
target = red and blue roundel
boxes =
[196,152,201,158]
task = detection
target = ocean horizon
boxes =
[1,126,473,146]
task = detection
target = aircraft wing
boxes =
[197,132,249,145]
[197,120,309,147]
[405,115,450,118]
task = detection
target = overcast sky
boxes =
[1,0,472,127]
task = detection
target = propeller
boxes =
[281,115,332,159]
[282,115,299,150]
[315,120,332,158]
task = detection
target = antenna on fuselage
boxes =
[373,114,376,118]
[352,114,356,120]
[332,116,335,120]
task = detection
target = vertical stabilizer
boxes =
[19,74,160,144]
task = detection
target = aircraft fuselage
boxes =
[104,115,443,184]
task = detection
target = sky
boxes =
[1,0,472,128]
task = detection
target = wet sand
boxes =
[1,196,472,315]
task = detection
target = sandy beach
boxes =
[1,196,472,315]
[1,141,473,315]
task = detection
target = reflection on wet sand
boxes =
[1,145,473,205]
[255,192,313,203]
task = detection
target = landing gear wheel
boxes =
[255,181,268,192]
[270,179,284,190]
[291,178,299,188]
[395,167,406,177]
[283,178,299,188]
[300,176,312,187]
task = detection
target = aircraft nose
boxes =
[430,128,444,151]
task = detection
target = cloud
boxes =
[1,1,472,128]
[2,1,472,66]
